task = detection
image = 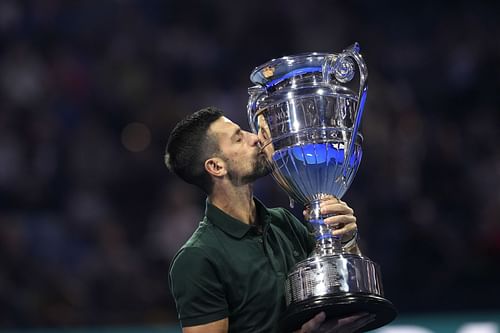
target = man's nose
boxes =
[246,131,259,146]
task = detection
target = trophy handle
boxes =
[323,43,368,184]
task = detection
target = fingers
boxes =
[298,311,326,333]
[294,312,376,333]
[320,200,353,216]
[303,200,353,219]
[302,209,310,221]
[337,313,376,332]
[303,199,357,238]
[316,313,375,333]
[331,220,357,237]
[323,214,356,227]
[320,200,357,237]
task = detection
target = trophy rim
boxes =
[250,52,336,86]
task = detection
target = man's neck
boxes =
[208,183,256,225]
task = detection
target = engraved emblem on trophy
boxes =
[247,43,397,332]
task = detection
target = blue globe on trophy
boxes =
[247,43,397,332]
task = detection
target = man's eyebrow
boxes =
[230,127,242,139]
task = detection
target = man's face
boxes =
[208,117,271,185]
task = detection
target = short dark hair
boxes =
[165,107,224,193]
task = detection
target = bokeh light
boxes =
[121,122,151,153]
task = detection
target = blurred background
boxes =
[0,0,499,330]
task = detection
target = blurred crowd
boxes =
[0,0,498,328]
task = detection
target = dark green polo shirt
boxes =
[169,198,315,333]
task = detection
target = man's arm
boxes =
[169,247,229,329]
[183,318,228,333]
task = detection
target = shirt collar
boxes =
[204,197,271,239]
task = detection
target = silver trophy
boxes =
[247,43,396,332]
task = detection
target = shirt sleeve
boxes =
[280,208,316,255]
[169,246,228,327]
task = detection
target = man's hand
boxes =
[303,197,357,243]
[293,312,375,333]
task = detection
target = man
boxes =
[165,107,372,333]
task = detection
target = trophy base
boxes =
[281,293,397,332]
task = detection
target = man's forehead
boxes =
[219,116,236,127]
[210,116,238,135]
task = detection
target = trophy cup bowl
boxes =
[247,43,397,332]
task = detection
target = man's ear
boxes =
[205,157,227,177]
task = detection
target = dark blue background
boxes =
[0,0,498,327]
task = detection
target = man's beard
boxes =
[243,153,272,183]
[227,153,272,185]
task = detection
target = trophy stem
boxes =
[308,200,342,256]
